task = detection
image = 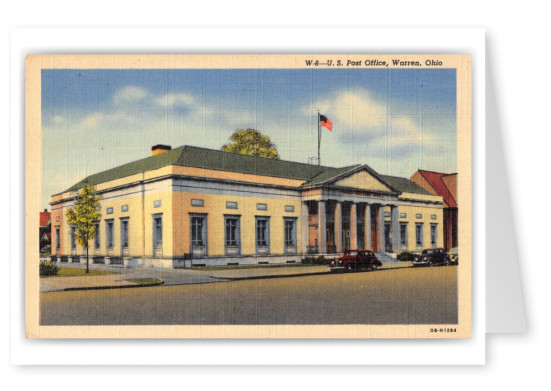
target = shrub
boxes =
[301,255,331,265]
[397,251,417,262]
[39,261,58,276]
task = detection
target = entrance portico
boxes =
[303,199,401,254]
[301,165,402,255]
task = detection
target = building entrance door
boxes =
[371,228,377,252]
[384,222,392,252]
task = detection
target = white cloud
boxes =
[112,86,148,105]
[303,88,386,131]
[53,115,65,124]
[155,93,195,107]
[333,89,386,129]
[299,87,453,168]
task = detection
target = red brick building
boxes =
[410,170,457,251]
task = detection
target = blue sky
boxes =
[41,68,457,210]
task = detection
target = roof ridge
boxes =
[418,169,457,176]
[182,144,339,170]
[303,164,362,185]
[381,173,411,179]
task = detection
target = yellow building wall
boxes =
[50,205,64,255]
[95,193,144,257]
[171,165,306,188]
[385,200,444,252]
[52,186,175,259]
[143,190,173,258]
[172,191,302,257]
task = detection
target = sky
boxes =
[41,68,457,210]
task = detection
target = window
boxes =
[70,226,76,249]
[120,218,129,249]
[257,203,267,211]
[256,217,270,254]
[94,223,100,249]
[106,220,114,248]
[190,214,207,256]
[400,223,408,248]
[226,201,238,209]
[55,226,60,249]
[285,205,295,213]
[415,223,423,249]
[384,212,391,217]
[154,200,162,208]
[153,214,163,247]
[416,213,422,219]
[121,205,129,212]
[191,199,204,207]
[225,216,240,255]
[430,224,437,248]
[400,213,407,218]
[284,218,297,254]
[106,207,113,214]
[430,214,437,220]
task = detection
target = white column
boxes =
[379,205,385,252]
[317,201,326,254]
[335,202,342,253]
[350,203,357,250]
[391,205,400,253]
[364,204,371,251]
[301,202,309,254]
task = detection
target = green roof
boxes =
[61,145,347,194]
[59,145,426,196]
[63,146,187,193]
[174,146,341,181]
[380,175,433,196]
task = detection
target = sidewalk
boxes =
[40,259,412,293]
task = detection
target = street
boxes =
[40,266,457,325]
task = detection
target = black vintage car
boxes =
[412,248,450,267]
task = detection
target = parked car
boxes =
[412,248,450,267]
[329,249,382,272]
[448,247,458,264]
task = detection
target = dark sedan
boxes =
[330,249,382,272]
[412,248,450,267]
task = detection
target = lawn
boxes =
[41,267,118,278]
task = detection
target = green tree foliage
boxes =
[222,128,279,159]
[66,184,102,274]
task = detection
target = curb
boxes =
[46,264,417,291]
[62,279,164,292]
[208,264,414,281]
[210,271,331,281]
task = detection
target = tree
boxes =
[66,184,102,274]
[222,128,279,159]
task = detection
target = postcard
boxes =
[25,54,471,339]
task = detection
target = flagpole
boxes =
[317,110,321,166]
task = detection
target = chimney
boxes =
[151,144,171,156]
